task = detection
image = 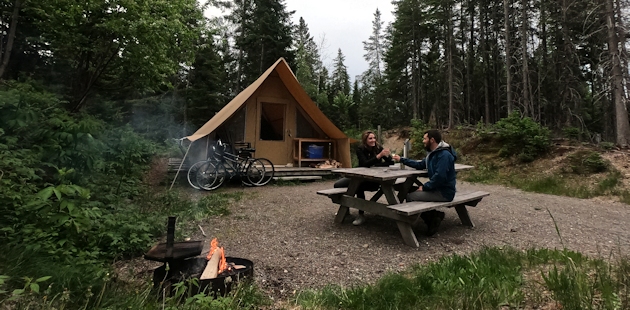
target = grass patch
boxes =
[0,251,269,309]
[509,175,592,198]
[139,189,242,238]
[459,162,501,183]
[502,170,623,199]
[295,247,630,310]
[457,141,627,203]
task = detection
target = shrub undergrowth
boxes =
[0,82,255,308]
[489,112,551,162]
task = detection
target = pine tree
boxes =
[330,49,351,99]
[294,17,320,100]
[362,9,385,85]
[232,0,295,89]
[185,34,230,129]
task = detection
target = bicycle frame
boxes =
[213,150,252,181]
[189,139,275,191]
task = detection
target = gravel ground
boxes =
[163,179,630,302]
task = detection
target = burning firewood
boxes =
[200,238,229,280]
[200,248,223,280]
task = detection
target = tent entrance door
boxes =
[255,101,290,165]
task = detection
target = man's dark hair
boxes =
[424,129,442,144]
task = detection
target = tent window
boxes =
[222,108,246,142]
[296,109,317,138]
[260,103,285,141]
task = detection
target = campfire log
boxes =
[200,248,223,280]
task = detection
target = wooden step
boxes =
[273,176,323,181]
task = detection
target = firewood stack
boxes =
[316,159,342,169]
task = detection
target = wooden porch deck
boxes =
[168,158,335,177]
[273,166,334,177]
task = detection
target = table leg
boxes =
[455,205,475,227]
[381,182,400,205]
[334,179,361,224]
[345,179,361,196]
[383,181,420,247]
[396,177,417,202]
[370,189,383,202]
[396,222,420,247]
[335,206,349,223]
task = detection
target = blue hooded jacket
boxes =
[399,142,457,201]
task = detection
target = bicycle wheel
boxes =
[187,160,207,190]
[246,158,275,186]
[253,158,274,186]
[196,161,224,191]
[239,158,255,186]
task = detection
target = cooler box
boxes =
[307,145,324,159]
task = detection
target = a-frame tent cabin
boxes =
[182,58,353,169]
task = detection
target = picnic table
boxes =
[317,164,489,247]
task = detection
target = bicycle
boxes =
[187,140,274,190]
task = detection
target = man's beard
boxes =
[424,143,431,152]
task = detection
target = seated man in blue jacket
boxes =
[392,129,457,236]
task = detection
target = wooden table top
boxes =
[332,164,474,181]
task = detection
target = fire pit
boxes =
[152,256,254,297]
[145,217,254,297]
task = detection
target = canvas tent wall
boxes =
[184,57,353,168]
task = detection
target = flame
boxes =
[206,238,218,259]
[218,248,228,273]
[206,238,229,274]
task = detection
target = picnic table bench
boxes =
[317,164,489,247]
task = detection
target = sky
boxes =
[204,0,396,81]
[284,0,395,80]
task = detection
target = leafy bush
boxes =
[494,112,551,162]
[599,142,615,151]
[565,151,608,175]
[0,82,238,278]
[562,127,582,140]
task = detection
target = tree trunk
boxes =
[467,0,475,123]
[503,0,513,115]
[259,42,265,74]
[411,12,419,121]
[560,0,578,127]
[447,1,454,128]
[492,1,501,121]
[0,0,23,80]
[503,0,512,115]
[520,0,531,117]
[604,0,630,146]
[615,0,630,102]
[539,2,548,123]
[481,0,490,125]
